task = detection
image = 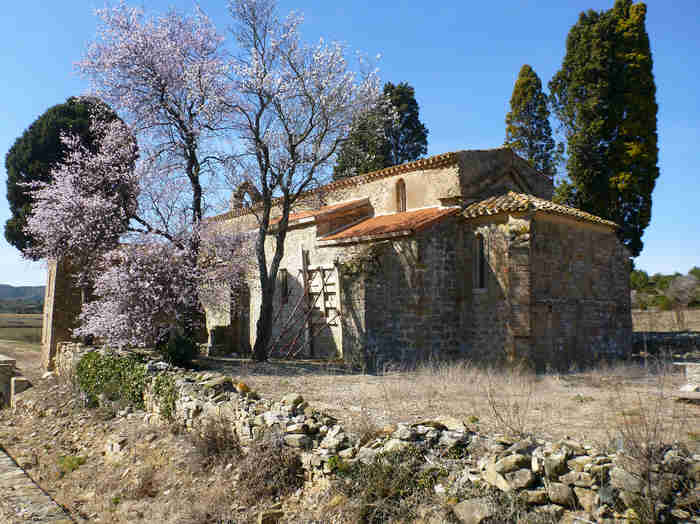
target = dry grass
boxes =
[189,416,242,471]
[597,356,700,522]
[0,313,42,343]
[216,356,699,446]
[4,351,699,523]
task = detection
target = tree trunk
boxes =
[253,280,275,361]
[251,196,290,362]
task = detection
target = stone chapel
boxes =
[202,148,632,371]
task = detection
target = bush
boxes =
[56,454,86,478]
[236,431,303,505]
[190,416,242,471]
[152,373,178,421]
[75,351,147,409]
[653,294,672,311]
[332,446,447,523]
[156,333,199,367]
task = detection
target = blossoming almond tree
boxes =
[74,228,252,349]
[226,0,382,360]
[78,1,231,239]
[24,111,139,286]
[26,0,380,356]
[25,107,249,348]
[25,4,247,349]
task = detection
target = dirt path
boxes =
[0,445,71,523]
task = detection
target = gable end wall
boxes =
[530,216,632,370]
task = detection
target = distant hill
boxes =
[0,285,45,314]
[0,284,45,301]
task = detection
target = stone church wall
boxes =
[529,216,632,371]
[211,163,465,360]
[222,216,473,367]
[457,149,553,201]
[461,215,533,365]
[353,219,463,367]
[212,162,461,234]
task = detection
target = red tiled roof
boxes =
[270,198,369,225]
[320,207,460,243]
[463,191,619,228]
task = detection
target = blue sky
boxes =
[1,0,698,286]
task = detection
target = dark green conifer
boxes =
[504,65,556,178]
[333,82,428,180]
[549,0,659,257]
[383,82,428,167]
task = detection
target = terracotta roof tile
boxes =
[270,198,369,225]
[320,207,460,243]
[463,191,618,228]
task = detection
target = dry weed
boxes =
[485,364,538,438]
[126,466,160,500]
[329,446,448,524]
[602,354,695,522]
[347,411,386,448]
[189,416,242,471]
[236,431,303,506]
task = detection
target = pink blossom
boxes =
[24,112,138,280]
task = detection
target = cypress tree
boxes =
[333,81,428,180]
[383,82,428,167]
[549,0,659,257]
[504,65,556,177]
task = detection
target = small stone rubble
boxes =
[53,342,700,523]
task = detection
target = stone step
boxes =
[0,445,72,523]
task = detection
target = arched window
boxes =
[474,233,486,289]
[396,179,406,212]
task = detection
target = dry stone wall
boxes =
[632,309,700,332]
[52,342,700,523]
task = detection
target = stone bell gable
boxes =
[205,149,632,371]
[41,257,84,371]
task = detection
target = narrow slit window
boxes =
[474,234,486,289]
[396,179,406,212]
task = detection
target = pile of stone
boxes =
[462,436,698,522]
[0,354,30,409]
[141,368,700,522]
[52,342,700,523]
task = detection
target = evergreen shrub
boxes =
[75,351,147,409]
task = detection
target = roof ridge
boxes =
[464,191,618,228]
[207,151,463,223]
